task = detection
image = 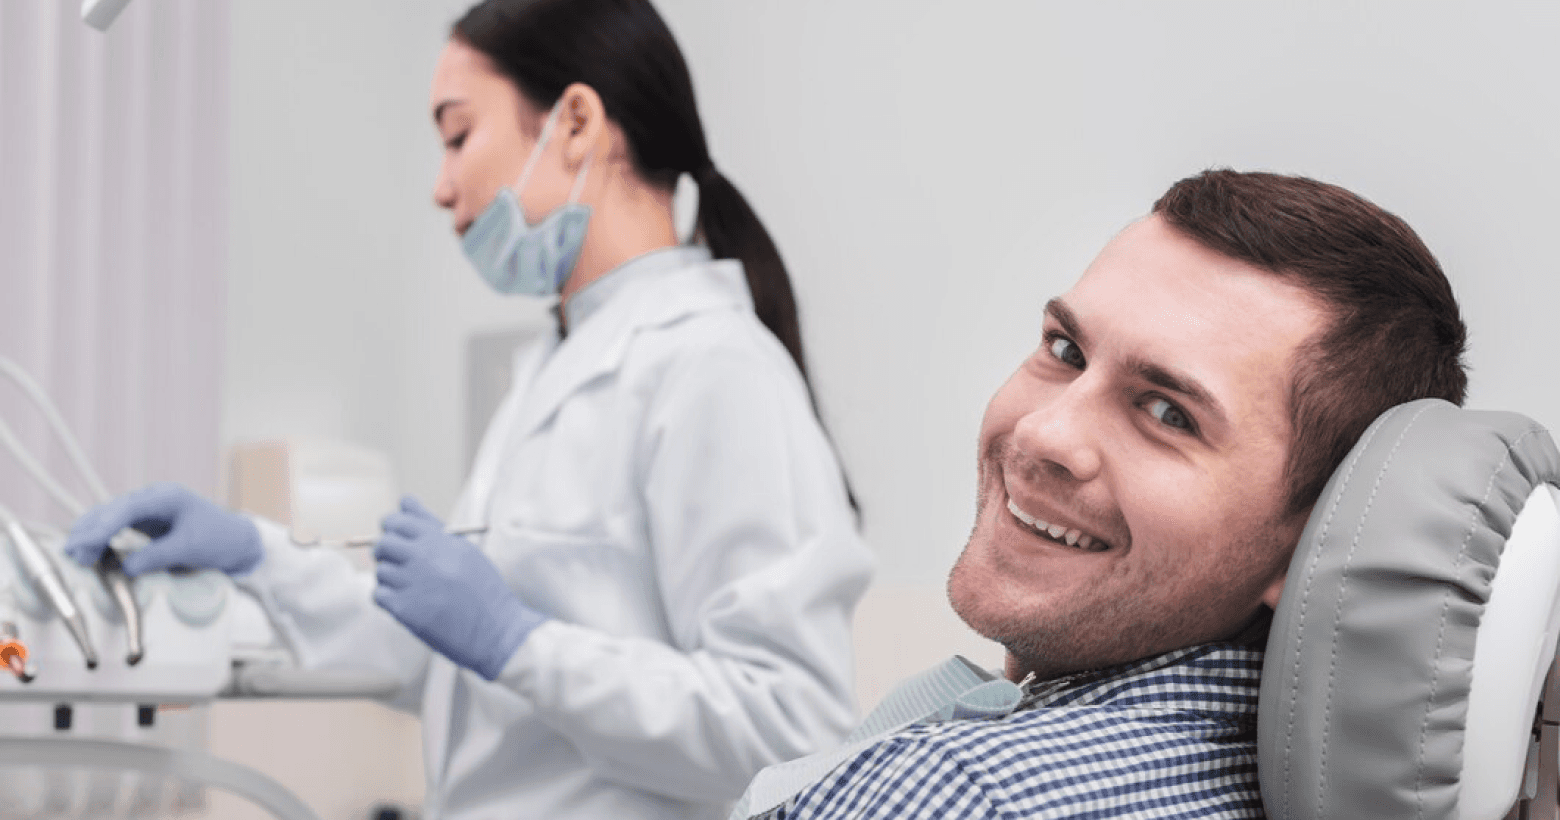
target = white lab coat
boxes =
[237,245,875,819]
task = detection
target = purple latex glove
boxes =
[64,482,262,576]
[373,496,546,680]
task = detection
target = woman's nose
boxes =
[432,168,456,210]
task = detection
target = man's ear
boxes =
[1261,571,1287,610]
[1262,506,1311,610]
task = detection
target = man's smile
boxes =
[1005,497,1110,552]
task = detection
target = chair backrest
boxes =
[1259,399,1560,820]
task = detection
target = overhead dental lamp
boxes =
[81,0,134,32]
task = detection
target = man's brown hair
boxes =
[1154,169,1468,517]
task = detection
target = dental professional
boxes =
[63,0,875,817]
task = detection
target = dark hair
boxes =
[453,0,856,510]
[1153,169,1468,518]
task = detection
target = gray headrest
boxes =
[1259,399,1560,820]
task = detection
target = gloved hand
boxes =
[373,496,547,681]
[64,482,263,576]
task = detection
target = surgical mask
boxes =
[461,103,594,296]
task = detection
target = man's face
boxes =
[948,215,1327,681]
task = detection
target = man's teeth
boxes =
[1005,498,1104,551]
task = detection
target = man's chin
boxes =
[947,546,1121,680]
[946,546,1018,644]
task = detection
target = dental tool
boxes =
[288,526,488,549]
[96,548,142,666]
[1,620,35,682]
[1,507,98,669]
[98,543,144,665]
[0,355,144,665]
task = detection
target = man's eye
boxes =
[1146,397,1194,432]
[1047,336,1085,369]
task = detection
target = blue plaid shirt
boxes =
[773,643,1266,819]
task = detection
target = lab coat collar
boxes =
[503,243,749,449]
[560,244,717,334]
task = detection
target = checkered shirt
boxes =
[772,643,1266,819]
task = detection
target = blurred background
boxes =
[2,1,1556,817]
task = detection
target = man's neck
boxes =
[1003,606,1273,683]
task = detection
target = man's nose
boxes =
[1011,378,1105,483]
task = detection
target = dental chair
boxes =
[1260,399,1560,820]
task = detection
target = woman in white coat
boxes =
[63,0,875,817]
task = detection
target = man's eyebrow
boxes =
[1043,298,1087,348]
[1044,297,1229,429]
[433,99,464,126]
[1125,357,1229,429]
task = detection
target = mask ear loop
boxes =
[510,101,566,198]
[566,148,594,204]
[551,149,596,298]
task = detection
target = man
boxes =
[735,169,1468,818]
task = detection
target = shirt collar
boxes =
[1021,642,1266,718]
[555,244,714,337]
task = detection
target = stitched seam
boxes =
[1316,403,1434,813]
[1282,403,1402,814]
[1412,425,1542,820]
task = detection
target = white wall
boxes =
[220,1,1560,815]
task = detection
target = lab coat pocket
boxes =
[491,525,671,643]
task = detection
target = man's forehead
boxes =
[1064,217,1326,344]
[1081,216,1281,289]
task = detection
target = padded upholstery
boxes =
[1259,399,1560,820]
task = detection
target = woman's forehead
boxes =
[430,40,518,113]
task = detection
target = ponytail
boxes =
[694,165,808,384]
[695,165,857,513]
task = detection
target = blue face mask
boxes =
[462,103,594,296]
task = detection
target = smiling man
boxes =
[732,169,1469,819]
